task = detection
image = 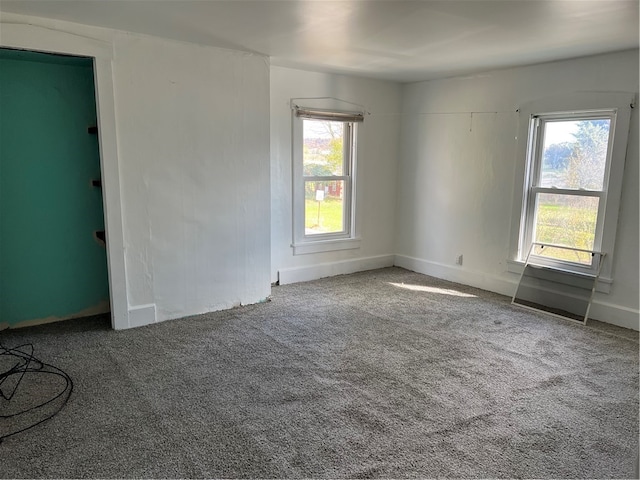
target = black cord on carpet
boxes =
[0,329,73,443]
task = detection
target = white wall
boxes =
[270,66,402,284]
[114,34,271,323]
[396,50,639,329]
[1,13,271,328]
[2,11,636,331]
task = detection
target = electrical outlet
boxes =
[456,254,463,265]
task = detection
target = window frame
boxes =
[291,107,361,255]
[509,92,634,288]
[519,110,615,275]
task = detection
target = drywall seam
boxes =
[278,254,395,285]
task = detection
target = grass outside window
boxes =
[304,197,344,235]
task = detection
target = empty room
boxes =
[0,1,638,478]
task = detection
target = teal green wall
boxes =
[0,49,109,326]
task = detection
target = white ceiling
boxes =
[1,0,638,82]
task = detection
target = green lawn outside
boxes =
[305,197,344,234]
[535,203,597,264]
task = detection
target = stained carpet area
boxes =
[1,267,638,478]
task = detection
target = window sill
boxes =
[292,237,361,255]
[506,259,612,294]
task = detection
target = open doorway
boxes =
[0,48,110,328]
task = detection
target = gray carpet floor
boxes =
[1,267,638,478]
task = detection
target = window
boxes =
[292,107,362,254]
[520,113,614,272]
[510,92,633,284]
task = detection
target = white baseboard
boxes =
[393,255,515,297]
[589,301,640,331]
[127,304,156,329]
[393,254,639,331]
[278,255,395,285]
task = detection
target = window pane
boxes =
[540,118,610,190]
[533,193,599,264]
[531,244,593,266]
[304,180,345,235]
[303,120,344,176]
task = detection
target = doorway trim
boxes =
[0,23,129,329]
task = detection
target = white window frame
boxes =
[291,107,362,255]
[520,110,615,275]
[508,92,634,290]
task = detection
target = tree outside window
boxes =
[523,114,614,269]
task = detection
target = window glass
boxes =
[539,119,610,190]
[302,118,349,236]
[520,113,615,271]
[303,120,345,176]
[304,180,345,235]
[530,244,594,266]
[510,94,632,281]
[293,107,361,253]
[532,193,599,264]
